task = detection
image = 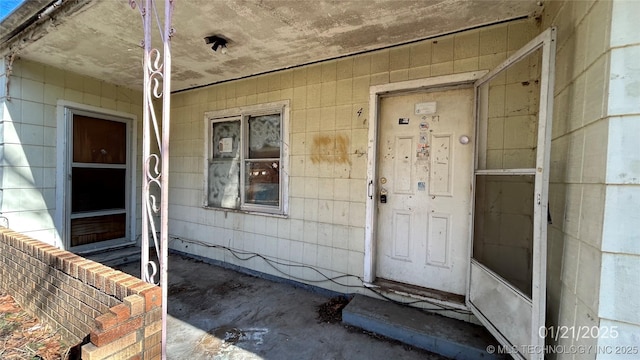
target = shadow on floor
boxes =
[115,253,449,360]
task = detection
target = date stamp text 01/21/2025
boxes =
[539,325,620,342]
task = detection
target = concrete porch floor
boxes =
[116,252,450,360]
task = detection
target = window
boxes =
[205,101,288,215]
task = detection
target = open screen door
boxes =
[468,28,556,360]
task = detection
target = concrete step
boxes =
[84,246,142,268]
[342,295,507,360]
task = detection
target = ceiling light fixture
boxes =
[204,35,228,54]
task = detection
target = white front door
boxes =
[375,87,474,295]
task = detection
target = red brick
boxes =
[61,253,81,274]
[95,312,119,331]
[144,308,161,325]
[128,282,155,296]
[123,282,146,298]
[124,295,145,317]
[143,343,161,360]
[90,317,143,347]
[22,239,39,252]
[117,278,140,300]
[36,244,57,261]
[115,341,143,360]
[74,260,93,281]
[67,256,88,278]
[140,287,161,311]
[82,332,137,360]
[81,262,103,284]
[56,252,76,271]
[47,250,66,266]
[143,320,161,338]
[110,303,131,321]
[16,235,32,244]
[107,273,130,296]
[93,267,114,289]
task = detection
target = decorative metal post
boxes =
[130,0,173,358]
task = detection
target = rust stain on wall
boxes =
[310,134,351,164]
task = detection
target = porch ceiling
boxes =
[7,0,541,92]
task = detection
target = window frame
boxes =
[204,101,289,216]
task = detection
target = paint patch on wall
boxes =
[310,134,351,164]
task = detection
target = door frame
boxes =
[55,100,138,252]
[364,71,487,287]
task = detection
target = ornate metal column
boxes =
[130,0,173,358]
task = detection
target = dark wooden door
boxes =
[70,115,128,247]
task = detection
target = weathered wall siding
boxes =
[167,18,539,294]
[0,59,143,246]
[598,0,640,354]
[0,228,162,360]
[543,0,610,356]
[544,0,640,358]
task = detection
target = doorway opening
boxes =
[57,103,137,253]
[374,86,475,298]
[364,72,487,307]
[364,28,556,360]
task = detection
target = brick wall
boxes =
[0,228,162,360]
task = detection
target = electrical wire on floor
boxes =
[168,235,472,316]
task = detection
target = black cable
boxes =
[168,236,472,315]
[170,237,357,286]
